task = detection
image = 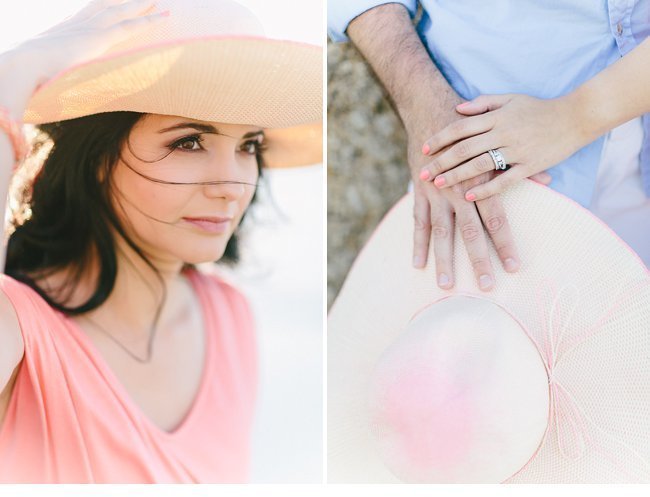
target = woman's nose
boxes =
[201,150,256,200]
[201,180,248,200]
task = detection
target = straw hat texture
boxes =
[328,180,650,483]
[21,0,322,167]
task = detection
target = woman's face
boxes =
[109,113,262,266]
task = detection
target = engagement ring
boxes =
[488,149,508,170]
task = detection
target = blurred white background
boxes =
[0,0,323,52]
[1,0,324,483]
[219,164,323,482]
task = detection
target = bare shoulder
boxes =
[0,276,26,394]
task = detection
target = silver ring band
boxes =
[488,149,508,170]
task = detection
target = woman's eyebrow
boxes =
[158,122,264,139]
[158,122,218,134]
[243,130,265,139]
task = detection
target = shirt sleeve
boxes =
[328,0,418,43]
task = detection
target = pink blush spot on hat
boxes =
[369,362,475,482]
[366,296,549,483]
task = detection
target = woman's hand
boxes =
[0,0,170,116]
[417,93,588,202]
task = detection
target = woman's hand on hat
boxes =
[11,0,170,92]
[417,94,586,202]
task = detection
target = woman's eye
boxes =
[240,140,263,155]
[171,135,204,151]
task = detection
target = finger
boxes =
[39,0,129,32]
[412,189,432,268]
[529,171,552,185]
[68,0,126,19]
[455,94,514,115]
[103,9,171,43]
[421,114,494,157]
[420,132,500,182]
[432,149,509,189]
[475,194,520,273]
[93,0,160,27]
[464,168,527,202]
[454,201,495,291]
[429,198,455,289]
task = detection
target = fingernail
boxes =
[419,169,431,181]
[413,255,425,268]
[160,9,171,16]
[504,258,519,272]
[422,144,430,155]
[466,192,476,201]
[457,102,471,108]
[438,273,449,287]
[479,274,493,290]
[434,176,446,187]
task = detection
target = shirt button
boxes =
[616,22,623,35]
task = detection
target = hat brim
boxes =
[22,36,322,168]
[264,121,322,168]
[328,180,650,483]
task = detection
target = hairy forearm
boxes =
[569,37,650,144]
[346,3,461,143]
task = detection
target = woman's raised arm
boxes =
[0,0,170,400]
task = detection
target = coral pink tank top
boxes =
[0,267,258,483]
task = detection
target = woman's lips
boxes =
[182,216,232,234]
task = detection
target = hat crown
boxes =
[367,296,549,483]
[107,0,265,56]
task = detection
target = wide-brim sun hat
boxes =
[328,179,650,483]
[21,0,322,168]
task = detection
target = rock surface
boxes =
[327,41,410,309]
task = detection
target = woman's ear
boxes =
[97,157,110,183]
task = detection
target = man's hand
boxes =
[408,121,521,291]
[346,3,522,290]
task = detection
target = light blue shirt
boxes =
[328,0,650,209]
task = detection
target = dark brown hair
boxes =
[4,111,262,315]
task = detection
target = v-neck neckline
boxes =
[59,266,213,440]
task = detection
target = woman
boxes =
[0,0,321,483]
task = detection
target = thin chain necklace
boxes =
[79,297,165,364]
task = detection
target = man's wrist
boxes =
[345,1,465,174]
[347,3,458,128]
[403,94,465,142]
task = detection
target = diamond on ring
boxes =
[488,149,508,170]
